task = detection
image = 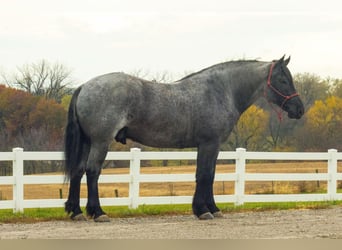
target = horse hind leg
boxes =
[85,140,111,222]
[65,173,87,221]
[65,142,90,221]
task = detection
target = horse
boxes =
[64,56,304,222]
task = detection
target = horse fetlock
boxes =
[86,205,106,218]
[192,203,210,218]
[87,205,110,222]
[65,200,82,215]
[193,203,223,220]
[64,202,72,214]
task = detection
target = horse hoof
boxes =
[94,214,110,222]
[198,212,214,220]
[213,211,224,218]
[71,213,87,221]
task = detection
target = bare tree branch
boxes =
[2,59,75,102]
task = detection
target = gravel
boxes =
[1,207,342,239]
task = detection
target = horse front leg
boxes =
[193,141,222,220]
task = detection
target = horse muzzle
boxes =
[285,98,304,119]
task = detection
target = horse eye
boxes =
[281,79,288,85]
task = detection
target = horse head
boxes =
[265,56,304,119]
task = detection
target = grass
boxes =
[1,201,341,224]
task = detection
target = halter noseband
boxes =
[265,62,299,121]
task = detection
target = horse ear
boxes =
[284,56,291,66]
[279,55,285,63]
[274,55,285,67]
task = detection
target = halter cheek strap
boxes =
[265,62,299,121]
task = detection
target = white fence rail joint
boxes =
[1,147,342,213]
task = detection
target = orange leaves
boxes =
[0,85,37,134]
[0,85,66,150]
[29,98,66,130]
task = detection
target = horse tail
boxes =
[64,86,87,180]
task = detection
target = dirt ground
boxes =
[1,206,342,239]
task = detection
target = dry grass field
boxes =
[1,161,342,201]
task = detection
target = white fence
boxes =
[1,147,342,213]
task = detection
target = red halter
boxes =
[265,62,299,121]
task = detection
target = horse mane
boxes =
[177,60,259,81]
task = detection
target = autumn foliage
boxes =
[0,85,66,151]
[297,96,342,151]
[227,105,269,151]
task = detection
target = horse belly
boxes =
[126,123,195,148]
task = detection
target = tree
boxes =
[0,85,66,151]
[0,85,38,138]
[328,77,342,98]
[224,105,269,151]
[293,73,329,109]
[297,96,342,151]
[2,59,74,103]
[61,94,72,111]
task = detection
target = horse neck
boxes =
[228,62,271,114]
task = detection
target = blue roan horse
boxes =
[64,56,304,222]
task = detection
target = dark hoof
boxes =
[213,211,224,218]
[94,214,110,222]
[71,213,87,221]
[198,212,214,220]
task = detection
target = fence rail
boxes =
[1,147,342,213]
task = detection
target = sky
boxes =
[0,0,342,85]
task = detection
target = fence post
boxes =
[12,147,24,213]
[129,148,141,209]
[328,149,338,201]
[235,148,246,206]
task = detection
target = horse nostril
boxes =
[298,106,304,117]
